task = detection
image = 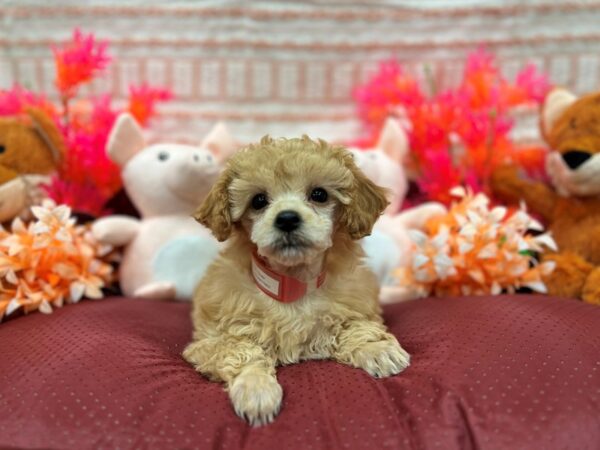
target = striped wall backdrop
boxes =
[2,0,600,144]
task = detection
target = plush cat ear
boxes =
[201,122,238,162]
[542,88,577,135]
[376,118,409,163]
[107,113,145,166]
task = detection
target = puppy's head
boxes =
[195,136,388,267]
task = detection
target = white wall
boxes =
[2,0,600,144]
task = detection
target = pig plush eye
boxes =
[158,151,169,161]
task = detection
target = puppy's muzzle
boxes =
[274,210,302,233]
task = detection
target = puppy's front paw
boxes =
[229,370,283,427]
[353,338,410,378]
[182,340,203,368]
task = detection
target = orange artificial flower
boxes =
[0,200,114,320]
[396,187,557,297]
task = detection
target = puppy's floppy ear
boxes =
[194,168,233,241]
[339,152,389,239]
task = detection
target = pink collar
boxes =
[251,252,326,303]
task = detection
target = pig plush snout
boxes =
[165,149,220,205]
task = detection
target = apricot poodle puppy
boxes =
[183,136,410,426]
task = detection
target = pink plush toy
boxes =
[92,114,238,300]
[350,118,446,303]
[350,118,410,215]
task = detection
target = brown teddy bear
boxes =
[491,88,600,304]
[0,108,65,222]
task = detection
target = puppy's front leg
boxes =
[332,320,410,378]
[183,338,282,426]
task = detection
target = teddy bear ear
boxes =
[106,113,145,166]
[376,118,409,163]
[201,122,238,163]
[26,107,66,164]
[542,88,578,134]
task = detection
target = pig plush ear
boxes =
[542,88,577,135]
[201,122,238,162]
[107,113,145,166]
[377,118,409,164]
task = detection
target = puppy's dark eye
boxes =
[251,193,269,210]
[310,187,328,203]
[158,151,169,161]
[0,145,5,154]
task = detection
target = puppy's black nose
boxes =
[275,210,301,232]
[562,150,592,170]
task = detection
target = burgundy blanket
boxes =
[0,295,598,450]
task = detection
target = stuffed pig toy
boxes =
[350,118,446,303]
[92,113,238,300]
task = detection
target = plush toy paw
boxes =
[133,282,176,300]
[542,252,593,299]
[0,177,28,223]
[379,285,425,304]
[92,216,140,247]
[351,338,410,378]
[582,267,600,305]
[229,369,283,427]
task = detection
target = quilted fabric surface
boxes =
[0,295,598,449]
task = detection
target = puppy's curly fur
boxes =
[183,136,410,426]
